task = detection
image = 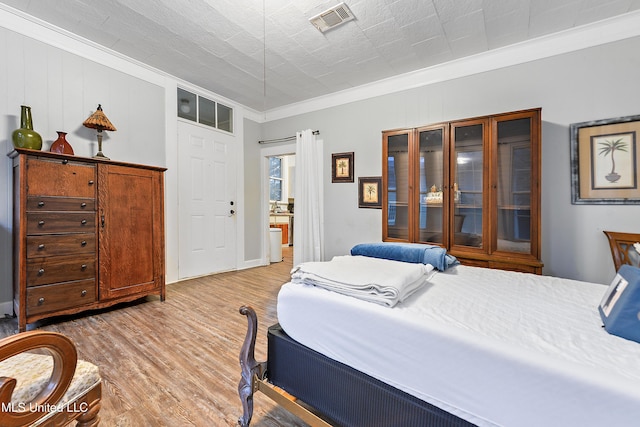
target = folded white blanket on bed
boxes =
[290,255,435,307]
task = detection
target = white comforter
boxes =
[278,265,640,427]
[291,255,434,307]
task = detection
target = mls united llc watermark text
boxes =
[1,401,89,413]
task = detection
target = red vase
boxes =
[50,131,74,155]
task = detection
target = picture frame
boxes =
[332,152,354,183]
[570,114,640,204]
[358,176,382,209]
[599,273,629,318]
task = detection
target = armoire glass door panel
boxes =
[453,124,483,248]
[381,108,541,273]
[418,128,444,243]
[496,117,532,253]
[386,133,409,240]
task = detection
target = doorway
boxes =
[268,154,295,251]
[178,121,237,279]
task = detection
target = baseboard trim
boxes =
[238,259,268,270]
[0,300,14,319]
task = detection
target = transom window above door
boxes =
[177,88,234,133]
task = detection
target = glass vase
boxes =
[12,105,43,150]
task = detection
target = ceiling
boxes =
[2,0,639,112]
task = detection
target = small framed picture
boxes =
[332,152,354,183]
[358,176,382,208]
[570,114,640,204]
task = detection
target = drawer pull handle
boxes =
[38,244,45,250]
[81,264,87,270]
[81,219,87,225]
[80,202,87,208]
[81,241,87,247]
[62,159,68,165]
[38,268,45,275]
[38,297,45,305]
[81,290,87,297]
[38,220,45,226]
[88,180,94,185]
[38,201,45,207]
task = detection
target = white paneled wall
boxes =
[0,35,165,163]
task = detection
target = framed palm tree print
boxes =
[332,152,354,183]
[571,114,640,204]
[358,176,382,208]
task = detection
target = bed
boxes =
[238,244,640,427]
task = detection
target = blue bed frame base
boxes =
[238,306,476,427]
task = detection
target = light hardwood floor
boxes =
[0,247,308,427]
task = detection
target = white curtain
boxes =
[293,129,324,266]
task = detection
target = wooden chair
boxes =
[603,231,640,271]
[0,330,101,426]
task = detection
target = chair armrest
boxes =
[604,230,640,270]
[0,331,77,427]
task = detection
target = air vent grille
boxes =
[309,3,355,33]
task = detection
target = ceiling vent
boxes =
[309,2,355,33]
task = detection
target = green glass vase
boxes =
[12,105,43,150]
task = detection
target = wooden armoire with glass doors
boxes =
[382,108,542,274]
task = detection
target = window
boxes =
[269,157,283,201]
[177,88,233,133]
[198,97,216,127]
[177,88,196,121]
[217,103,233,132]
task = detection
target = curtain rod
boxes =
[258,130,319,144]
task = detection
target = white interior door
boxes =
[178,121,236,279]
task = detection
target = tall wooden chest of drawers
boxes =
[10,148,166,331]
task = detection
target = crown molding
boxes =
[1,3,639,124]
[0,3,247,115]
[264,9,640,122]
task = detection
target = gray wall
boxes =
[246,36,640,285]
[243,117,262,261]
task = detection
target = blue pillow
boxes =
[599,265,640,343]
[350,242,458,271]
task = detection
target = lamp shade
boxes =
[83,104,116,131]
